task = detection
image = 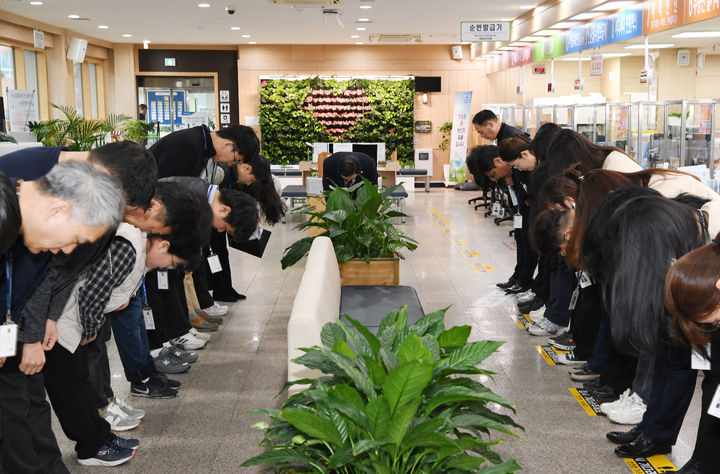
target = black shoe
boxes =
[212,291,238,302]
[518,297,544,313]
[504,283,529,294]
[590,385,621,403]
[677,458,703,474]
[548,332,576,351]
[607,427,641,445]
[496,278,517,289]
[151,372,182,389]
[582,380,604,392]
[230,289,247,300]
[614,432,671,458]
[131,378,178,399]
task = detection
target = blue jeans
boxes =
[109,293,155,384]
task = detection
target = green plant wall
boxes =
[259,77,414,166]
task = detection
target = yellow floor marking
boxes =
[480,264,495,272]
[623,454,676,473]
[468,250,481,257]
[458,239,469,246]
[470,263,481,272]
[568,389,598,417]
[442,229,449,235]
[535,345,556,366]
[443,220,450,226]
[450,229,459,235]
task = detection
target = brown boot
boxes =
[197,311,223,325]
[189,315,218,332]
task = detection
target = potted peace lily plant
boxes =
[241,307,523,473]
[280,179,417,286]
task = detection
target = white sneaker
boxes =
[171,332,206,350]
[202,303,228,317]
[528,307,546,324]
[189,327,211,342]
[600,389,632,414]
[527,318,563,336]
[113,397,145,420]
[516,290,535,304]
[556,350,586,365]
[102,402,140,432]
[604,391,646,425]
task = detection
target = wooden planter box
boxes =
[338,257,399,286]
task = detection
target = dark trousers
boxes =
[531,255,550,303]
[86,320,113,409]
[109,293,156,383]
[588,311,610,374]
[43,343,113,460]
[512,225,538,287]
[146,268,191,349]
[543,256,575,327]
[693,331,720,470]
[0,344,67,473]
[569,284,603,360]
[208,230,233,294]
[194,247,215,309]
[639,343,696,445]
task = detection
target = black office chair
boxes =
[465,154,491,209]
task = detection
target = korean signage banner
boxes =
[448,91,472,183]
[534,35,564,62]
[591,53,603,76]
[8,89,39,132]
[461,21,511,42]
[644,0,684,34]
[564,9,641,55]
[687,0,720,23]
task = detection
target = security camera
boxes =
[226,5,236,14]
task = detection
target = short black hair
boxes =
[236,154,286,225]
[139,104,148,111]
[531,208,572,256]
[0,171,20,254]
[88,140,158,210]
[472,110,498,126]
[338,155,361,178]
[147,234,202,271]
[216,125,260,161]
[154,181,212,251]
[218,189,259,242]
[467,145,499,176]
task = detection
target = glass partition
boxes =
[574,104,597,141]
[539,106,553,127]
[605,103,631,155]
[664,101,684,168]
[512,106,524,131]
[525,107,539,137]
[683,100,713,167]
[553,105,573,130]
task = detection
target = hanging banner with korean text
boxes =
[8,89,39,132]
[461,21,511,42]
[449,91,472,182]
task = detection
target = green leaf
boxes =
[479,459,522,473]
[411,308,448,337]
[281,237,314,269]
[420,335,441,362]
[450,414,521,438]
[328,448,354,469]
[343,314,381,356]
[365,396,391,439]
[386,397,421,447]
[437,326,472,348]
[442,453,485,470]
[329,384,365,411]
[379,347,398,372]
[383,360,433,417]
[360,354,387,386]
[425,386,494,416]
[320,322,347,348]
[333,339,356,361]
[240,447,319,469]
[400,418,446,451]
[397,333,434,365]
[443,340,505,368]
[352,439,386,457]
[281,408,345,447]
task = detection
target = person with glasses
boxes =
[665,235,720,473]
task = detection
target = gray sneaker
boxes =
[153,347,190,374]
[167,342,200,363]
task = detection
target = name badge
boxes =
[691,345,711,371]
[492,203,501,217]
[708,385,720,419]
[497,207,505,219]
[142,306,155,331]
[568,288,579,311]
[579,271,593,288]
[207,254,222,274]
[513,214,523,229]
[0,323,18,358]
[157,270,169,290]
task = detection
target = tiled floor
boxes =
[55,187,703,473]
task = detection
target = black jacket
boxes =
[496,122,524,146]
[151,125,216,178]
[322,152,378,191]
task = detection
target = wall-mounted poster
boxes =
[415,120,432,133]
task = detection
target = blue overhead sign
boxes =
[609,8,642,43]
[563,8,642,55]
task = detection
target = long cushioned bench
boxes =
[287,236,424,386]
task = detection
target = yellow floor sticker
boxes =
[431,207,438,212]
[434,220,442,226]
[468,250,481,257]
[450,229,459,235]
[623,455,676,473]
[480,264,495,272]
[568,388,603,416]
[443,220,450,226]
[435,213,445,218]
[442,229,449,235]
[516,313,533,329]
[470,264,481,272]
[534,344,568,366]
[458,249,467,257]
[458,239,469,246]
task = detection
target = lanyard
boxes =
[698,210,707,245]
[141,277,148,306]
[201,125,217,184]
[5,252,12,323]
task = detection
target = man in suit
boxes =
[472,109,526,146]
[322,151,378,192]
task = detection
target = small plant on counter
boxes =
[242,307,523,473]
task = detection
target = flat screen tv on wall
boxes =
[415,76,441,93]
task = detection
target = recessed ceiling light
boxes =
[551,22,578,29]
[357,18,370,22]
[356,27,367,31]
[30,1,43,5]
[672,31,720,38]
[534,30,555,36]
[241,34,251,38]
[197,3,210,7]
[122,34,132,38]
[592,1,637,11]
[570,12,603,20]
[509,42,530,46]
[68,14,80,19]
[350,35,360,38]
[604,52,632,57]
[520,36,541,42]
[360,5,372,8]
[98,25,109,29]
[142,40,151,49]
[625,43,674,49]
[231,26,240,30]
[248,41,257,44]
[355,42,364,45]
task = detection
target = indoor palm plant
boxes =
[242,307,523,473]
[280,179,417,285]
[27,104,129,150]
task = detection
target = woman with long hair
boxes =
[665,235,720,473]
